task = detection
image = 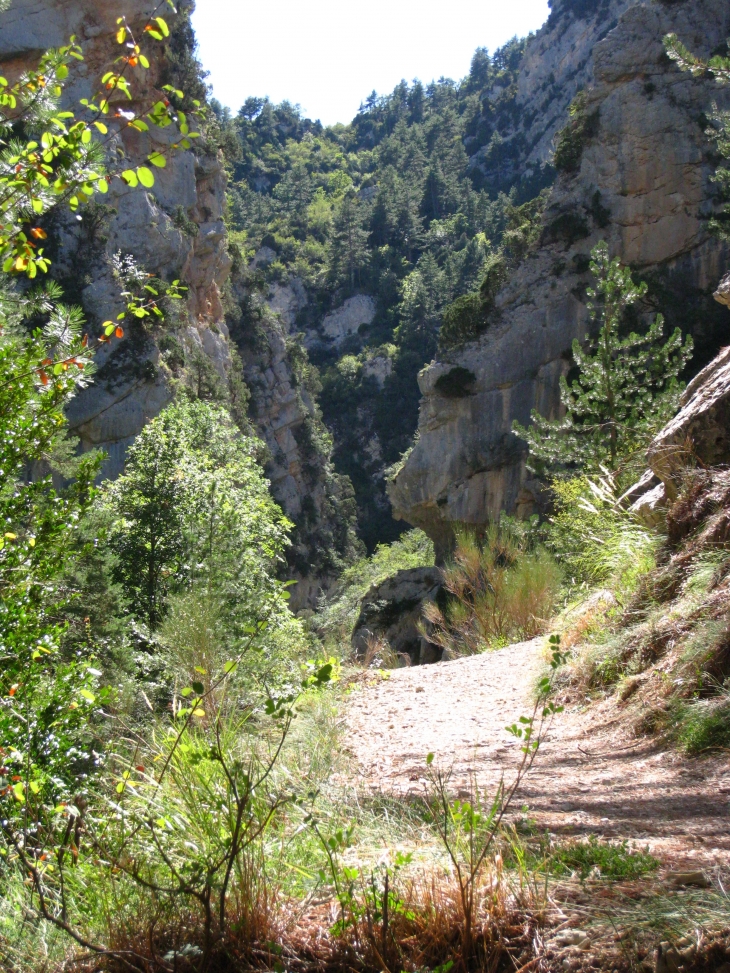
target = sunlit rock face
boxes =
[0,0,232,477]
[389,0,730,557]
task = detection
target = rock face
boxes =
[228,267,361,610]
[470,0,635,193]
[649,345,730,497]
[318,295,376,347]
[352,567,444,666]
[0,0,232,478]
[389,0,730,555]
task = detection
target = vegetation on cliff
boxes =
[217,39,553,547]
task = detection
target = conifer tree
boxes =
[330,189,369,290]
[513,241,693,474]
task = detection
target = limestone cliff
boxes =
[389,0,730,555]
[0,0,232,477]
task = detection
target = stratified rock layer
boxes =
[389,0,730,555]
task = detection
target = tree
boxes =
[513,241,693,474]
[329,190,369,289]
[103,399,291,629]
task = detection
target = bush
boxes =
[546,474,658,598]
[553,91,600,173]
[674,695,730,753]
[439,293,489,349]
[423,524,562,655]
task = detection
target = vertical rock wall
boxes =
[0,0,232,477]
[389,0,730,555]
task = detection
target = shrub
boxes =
[506,832,659,880]
[546,474,658,598]
[553,91,600,173]
[439,293,489,349]
[674,695,730,753]
[423,523,562,655]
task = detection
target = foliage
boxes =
[673,694,730,754]
[438,292,488,349]
[506,831,658,880]
[552,90,600,174]
[0,18,320,969]
[101,399,292,631]
[513,241,693,475]
[545,471,658,596]
[224,45,552,546]
[664,33,730,241]
[315,528,434,648]
[423,524,562,655]
[0,6,200,280]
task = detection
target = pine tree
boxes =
[664,33,730,239]
[513,242,693,474]
[330,190,369,290]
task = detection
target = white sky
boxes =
[190,0,550,127]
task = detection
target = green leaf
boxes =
[155,16,170,36]
[79,689,96,703]
[426,752,434,766]
[148,151,167,168]
[121,169,138,187]
[191,681,204,695]
[136,166,154,188]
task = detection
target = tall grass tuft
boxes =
[423,524,562,656]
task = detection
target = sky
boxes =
[190,0,551,128]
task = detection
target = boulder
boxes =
[352,567,444,665]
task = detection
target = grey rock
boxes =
[319,294,376,344]
[352,567,443,665]
[389,0,730,551]
[647,344,730,501]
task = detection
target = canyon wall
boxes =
[0,0,232,477]
[0,0,355,607]
[389,0,730,555]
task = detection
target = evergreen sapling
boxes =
[513,241,693,474]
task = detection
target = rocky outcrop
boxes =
[0,0,232,478]
[352,567,444,665]
[390,0,730,555]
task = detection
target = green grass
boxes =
[506,831,659,881]
[674,697,730,754]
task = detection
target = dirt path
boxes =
[344,640,730,868]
